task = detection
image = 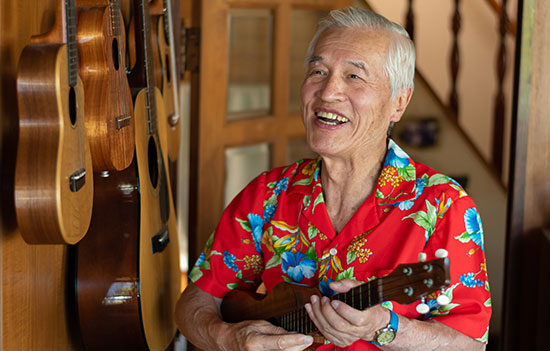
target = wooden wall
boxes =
[0,0,79,349]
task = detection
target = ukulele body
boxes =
[76,3,135,171]
[15,43,93,244]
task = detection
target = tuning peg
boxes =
[416,297,430,314]
[437,289,450,306]
[435,249,448,258]
[418,252,427,262]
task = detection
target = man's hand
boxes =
[304,279,388,347]
[222,319,313,351]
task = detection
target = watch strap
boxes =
[370,309,399,346]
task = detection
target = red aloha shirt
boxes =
[190,139,491,349]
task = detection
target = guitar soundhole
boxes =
[165,54,171,83]
[112,38,120,71]
[69,86,77,126]
[147,136,159,188]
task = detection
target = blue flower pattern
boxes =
[282,251,316,282]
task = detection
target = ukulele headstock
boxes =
[381,257,451,305]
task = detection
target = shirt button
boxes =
[329,248,337,256]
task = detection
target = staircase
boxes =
[354,0,517,347]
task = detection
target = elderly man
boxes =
[175,7,491,350]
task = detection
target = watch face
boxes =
[376,328,396,345]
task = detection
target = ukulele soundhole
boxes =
[147,136,159,188]
[68,86,77,126]
[112,38,120,71]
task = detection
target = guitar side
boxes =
[15,43,93,244]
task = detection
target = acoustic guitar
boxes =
[221,258,451,349]
[76,0,135,171]
[150,0,180,163]
[74,0,180,349]
[15,0,93,244]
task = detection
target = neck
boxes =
[320,138,388,233]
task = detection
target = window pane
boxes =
[227,8,273,120]
[225,143,270,206]
[289,9,329,114]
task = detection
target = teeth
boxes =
[316,111,349,123]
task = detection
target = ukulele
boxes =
[221,258,451,349]
[15,0,93,244]
[76,0,135,171]
[150,0,180,163]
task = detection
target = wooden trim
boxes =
[502,0,550,348]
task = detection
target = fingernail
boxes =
[331,300,340,309]
[322,296,329,304]
[305,303,312,313]
[303,336,313,345]
[311,295,319,304]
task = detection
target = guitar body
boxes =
[15,43,93,244]
[75,88,180,351]
[152,11,180,163]
[76,4,135,171]
[74,160,147,350]
[134,87,181,350]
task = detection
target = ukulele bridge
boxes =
[152,226,170,254]
[115,113,131,130]
[69,168,86,192]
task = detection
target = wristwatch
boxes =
[372,309,399,346]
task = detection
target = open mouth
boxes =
[316,111,350,126]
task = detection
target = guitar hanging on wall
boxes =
[15,0,94,244]
[221,258,451,350]
[76,0,135,171]
[74,0,180,350]
[150,0,181,164]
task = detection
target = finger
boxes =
[330,299,369,326]
[261,334,313,350]
[329,279,362,293]
[306,296,355,346]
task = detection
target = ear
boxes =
[390,87,413,123]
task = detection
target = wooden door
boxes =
[189,0,350,265]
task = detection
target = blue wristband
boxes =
[370,309,399,346]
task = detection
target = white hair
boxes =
[305,7,416,98]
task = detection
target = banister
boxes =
[486,0,517,35]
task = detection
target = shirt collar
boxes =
[287,139,417,205]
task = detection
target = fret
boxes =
[65,0,78,87]
[109,0,121,37]
[136,0,158,136]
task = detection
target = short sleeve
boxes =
[423,194,491,343]
[189,173,269,298]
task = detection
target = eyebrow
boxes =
[308,56,368,74]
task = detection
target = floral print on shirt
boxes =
[190,139,491,350]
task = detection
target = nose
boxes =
[317,74,345,102]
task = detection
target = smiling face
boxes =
[300,27,411,161]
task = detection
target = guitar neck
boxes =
[66,0,78,87]
[277,258,450,335]
[279,281,380,335]
[131,0,158,136]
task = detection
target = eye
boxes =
[349,73,360,79]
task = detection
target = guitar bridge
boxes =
[115,113,131,130]
[152,226,170,254]
[69,168,86,192]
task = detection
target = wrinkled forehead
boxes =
[310,27,391,68]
